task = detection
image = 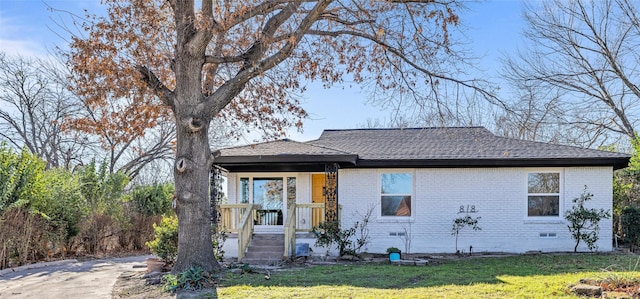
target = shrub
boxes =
[0,146,86,266]
[312,206,374,257]
[0,145,46,215]
[33,168,85,243]
[75,160,129,254]
[130,183,174,216]
[313,219,372,257]
[621,206,640,252]
[565,187,611,252]
[313,221,356,256]
[0,208,51,269]
[147,215,178,264]
[76,160,129,217]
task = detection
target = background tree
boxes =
[502,0,640,147]
[0,53,90,169]
[493,80,614,148]
[0,52,177,181]
[61,85,176,179]
[68,0,492,272]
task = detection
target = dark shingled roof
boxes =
[214,127,630,171]
[216,139,358,167]
[308,127,628,160]
[220,139,352,157]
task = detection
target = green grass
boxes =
[216,254,640,298]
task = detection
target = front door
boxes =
[253,178,284,226]
[311,174,326,227]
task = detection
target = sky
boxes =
[0,0,525,143]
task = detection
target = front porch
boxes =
[218,203,341,262]
[211,139,355,262]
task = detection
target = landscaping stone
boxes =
[339,255,359,261]
[388,258,431,266]
[142,271,162,279]
[307,261,336,266]
[145,258,164,273]
[391,259,417,266]
[145,276,162,285]
[603,291,633,299]
[571,284,602,297]
[414,259,429,266]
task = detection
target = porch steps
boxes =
[241,234,285,265]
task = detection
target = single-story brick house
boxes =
[212,127,629,261]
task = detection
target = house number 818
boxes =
[459,205,478,213]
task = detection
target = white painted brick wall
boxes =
[339,167,614,254]
[222,167,614,257]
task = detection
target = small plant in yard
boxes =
[353,204,375,253]
[312,207,373,257]
[313,220,357,256]
[163,266,215,293]
[386,246,401,254]
[401,223,412,254]
[146,215,178,265]
[451,214,481,254]
[564,187,611,252]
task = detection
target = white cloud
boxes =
[0,39,48,58]
[0,5,60,59]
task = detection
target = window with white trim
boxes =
[380,172,412,217]
[237,175,296,226]
[527,172,560,217]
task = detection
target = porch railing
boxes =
[236,204,257,261]
[219,204,254,233]
[295,203,326,232]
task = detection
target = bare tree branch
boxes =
[501,0,640,145]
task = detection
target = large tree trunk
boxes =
[172,112,220,273]
[171,49,220,272]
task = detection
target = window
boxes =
[240,178,249,203]
[286,177,296,206]
[253,178,283,210]
[527,172,560,217]
[236,175,296,226]
[381,173,412,217]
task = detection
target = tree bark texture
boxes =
[172,110,219,273]
[171,45,220,272]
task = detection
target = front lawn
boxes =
[217,254,639,298]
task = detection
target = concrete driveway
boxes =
[0,255,152,299]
